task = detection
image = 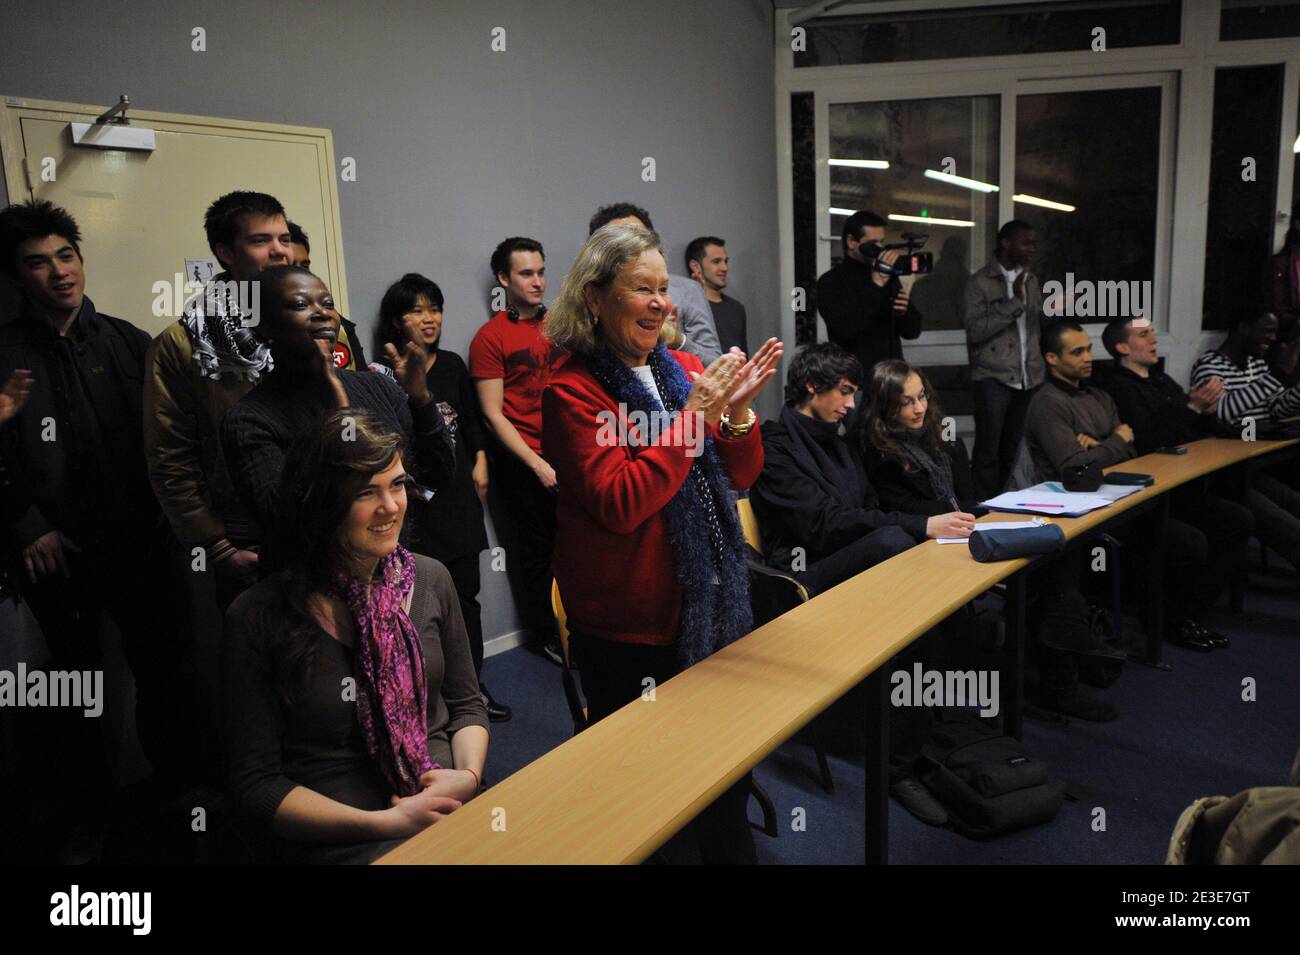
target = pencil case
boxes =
[969,524,1066,563]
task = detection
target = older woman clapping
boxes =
[542,223,782,864]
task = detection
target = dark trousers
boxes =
[1245,472,1300,566]
[796,525,916,597]
[972,378,1035,498]
[1169,487,1253,612]
[1124,511,1223,623]
[441,551,484,675]
[886,631,944,784]
[572,633,757,865]
[492,453,558,645]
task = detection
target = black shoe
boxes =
[889,778,948,827]
[1186,619,1229,648]
[1040,685,1118,722]
[1169,618,1215,652]
[538,637,565,667]
[480,682,512,723]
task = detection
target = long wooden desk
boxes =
[377,438,1296,865]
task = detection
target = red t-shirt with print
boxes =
[468,310,568,456]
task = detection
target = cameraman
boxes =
[817,210,923,380]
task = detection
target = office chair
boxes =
[735,497,836,795]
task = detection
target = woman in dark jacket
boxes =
[223,410,488,864]
[859,361,1125,722]
[855,359,986,517]
[221,266,454,561]
[377,273,507,722]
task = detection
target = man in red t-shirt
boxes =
[470,236,567,664]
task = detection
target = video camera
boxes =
[865,232,933,278]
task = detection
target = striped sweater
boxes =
[1189,351,1300,427]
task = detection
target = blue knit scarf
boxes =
[586,344,753,666]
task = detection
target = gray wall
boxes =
[0,0,780,648]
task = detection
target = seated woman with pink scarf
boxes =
[223,409,488,864]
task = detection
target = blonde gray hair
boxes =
[545,223,669,356]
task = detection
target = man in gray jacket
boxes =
[588,203,722,364]
[964,220,1044,496]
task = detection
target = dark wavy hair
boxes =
[264,409,406,703]
[854,359,948,472]
[0,199,82,277]
[783,342,863,406]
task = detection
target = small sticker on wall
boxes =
[184,258,218,286]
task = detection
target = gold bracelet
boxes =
[720,407,756,438]
[462,766,481,788]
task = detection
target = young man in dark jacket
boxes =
[1099,316,1254,612]
[0,200,196,860]
[750,343,973,596]
[750,342,974,826]
[144,191,294,608]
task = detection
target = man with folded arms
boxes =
[1026,321,1229,654]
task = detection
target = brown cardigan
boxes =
[222,554,488,841]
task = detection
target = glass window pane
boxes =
[1014,87,1161,323]
[826,95,1000,332]
[1221,0,1300,41]
[1204,65,1283,330]
[796,0,1180,68]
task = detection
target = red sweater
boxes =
[542,350,763,647]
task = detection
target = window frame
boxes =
[776,0,1300,383]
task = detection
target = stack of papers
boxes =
[979,482,1126,517]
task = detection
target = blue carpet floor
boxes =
[480,566,1299,864]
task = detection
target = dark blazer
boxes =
[817,256,923,375]
[862,437,986,517]
[750,406,927,572]
[0,295,156,552]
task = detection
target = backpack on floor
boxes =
[917,715,1065,839]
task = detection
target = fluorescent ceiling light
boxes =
[829,159,890,169]
[829,207,857,216]
[888,213,974,228]
[924,169,998,193]
[1013,193,1076,212]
